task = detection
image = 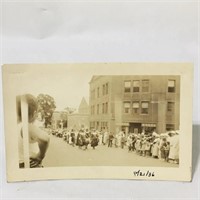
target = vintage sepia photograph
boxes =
[17,75,180,168]
[2,63,193,181]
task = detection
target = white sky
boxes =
[26,69,92,111]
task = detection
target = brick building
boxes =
[89,75,180,134]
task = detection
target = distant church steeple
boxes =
[78,97,89,114]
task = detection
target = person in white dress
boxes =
[168,131,179,164]
[103,130,108,145]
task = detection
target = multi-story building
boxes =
[89,75,180,134]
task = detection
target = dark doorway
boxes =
[129,123,142,134]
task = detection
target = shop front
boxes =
[142,123,156,133]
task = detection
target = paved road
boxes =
[43,135,178,168]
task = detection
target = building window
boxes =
[166,124,175,131]
[90,121,95,129]
[96,121,99,129]
[91,89,96,100]
[124,101,131,113]
[91,106,95,115]
[142,80,149,92]
[124,81,131,93]
[105,102,108,114]
[106,83,109,95]
[141,101,149,114]
[133,80,140,92]
[101,121,108,130]
[101,122,104,130]
[167,102,175,112]
[90,122,93,129]
[97,87,100,98]
[132,101,139,113]
[168,80,175,93]
[93,89,95,99]
[102,84,105,96]
[101,103,108,114]
[105,122,108,129]
[97,104,99,114]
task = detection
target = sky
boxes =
[19,65,94,111]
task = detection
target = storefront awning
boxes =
[142,123,156,127]
[116,123,129,126]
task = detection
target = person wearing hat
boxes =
[159,138,167,161]
[108,132,114,147]
[145,139,151,157]
[168,130,179,164]
[102,130,108,145]
[151,136,160,159]
[135,136,141,154]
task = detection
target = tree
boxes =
[37,94,56,128]
[60,111,68,128]
[64,107,76,114]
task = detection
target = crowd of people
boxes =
[50,128,180,164]
[51,129,99,150]
[126,130,179,164]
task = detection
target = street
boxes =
[43,135,178,168]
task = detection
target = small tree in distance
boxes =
[64,107,76,114]
[37,94,56,128]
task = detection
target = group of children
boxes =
[52,128,99,150]
[126,131,179,163]
[50,127,179,164]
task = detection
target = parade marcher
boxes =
[168,131,179,164]
[132,134,137,151]
[135,136,141,154]
[66,130,70,143]
[121,132,126,149]
[115,132,121,148]
[151,135,160,159]
[76,131,83,148]
[70,129,75,146]
[98,131,103,145]
[164,141,170,161]
[114,134,118,148]
[103,130,108,145]
[141,138,146,156]
[77,129,90,150]
[127,134,133,152]
[63,130,68,142]
[160,138,167,161]
[108,132,114,147]
[91,130,99,149]
[145,139,151,157]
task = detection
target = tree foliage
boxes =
[37,94,56,128]
[64,107,76,114]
